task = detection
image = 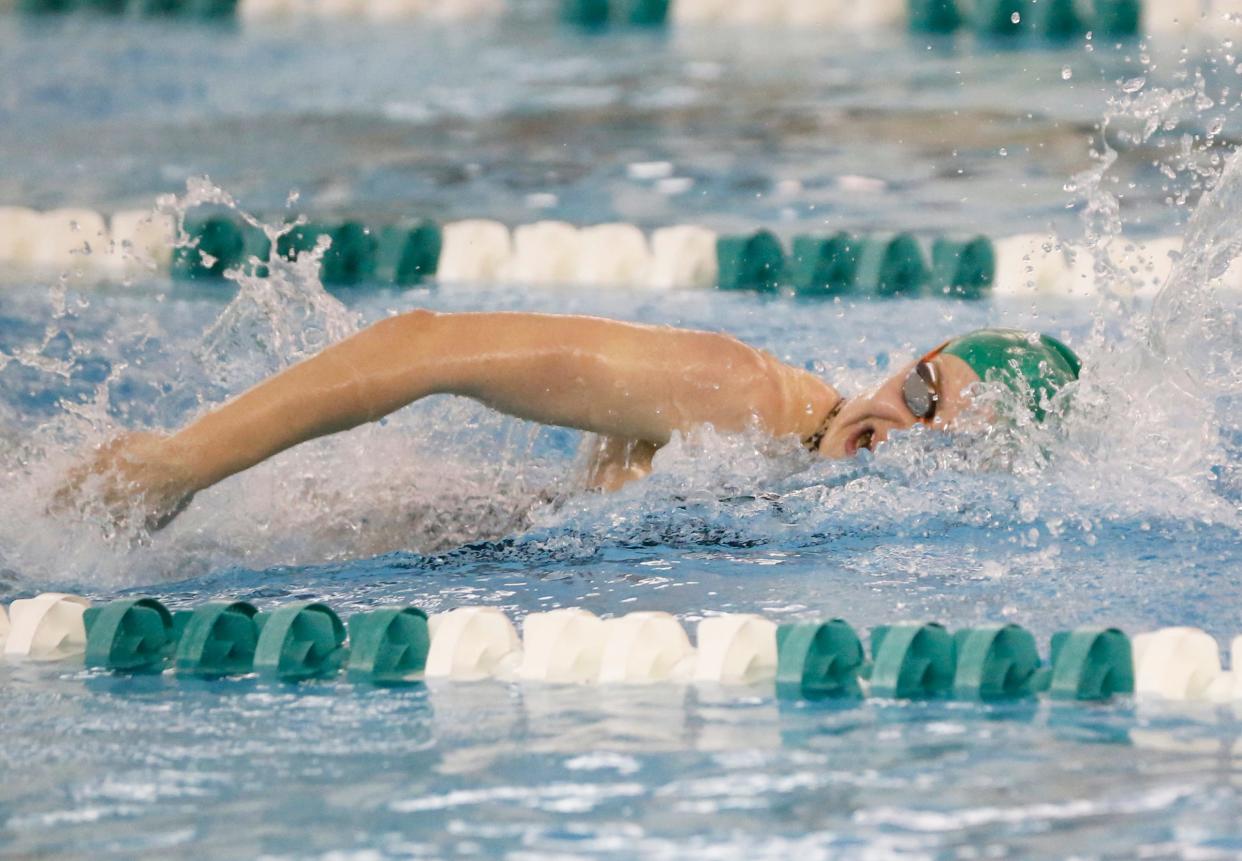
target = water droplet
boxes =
[1010,11,1020,23]
[1122,76,1146,93]
[1061,66,1073,80]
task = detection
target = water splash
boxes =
[0,180,566,588]
[4,58,1242,591]
[163,179,363,392]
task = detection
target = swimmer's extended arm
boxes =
[166,310,838,494]
[59,310,838,527]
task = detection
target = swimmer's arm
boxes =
[164,310,839,493]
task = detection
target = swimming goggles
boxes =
[902,343,948,423]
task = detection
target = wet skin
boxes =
[816,353,982,459]
[586,352,983,490]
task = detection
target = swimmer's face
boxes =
[817,352,981,458]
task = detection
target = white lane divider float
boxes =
[598,611,696,683]
[671,0,903,27]
[425,606,521,680]
[0,207,175,278]
[649,225,719,290]
[992,234,1085,298]
[693,614,778,684]
[519,608,606,683]
[1210,637,1242,702]
[106,210,177,276]
[667,0,727,23]
[1132,627,1223,702]
[31,209,110,272]
[782,0,848,25]
[992,233,1185,300]
[577,223,652,287]
[1146,0,1207,32]
[420,0,503,20]
[437,219,512,283]
[237,0,501,20]
[841,0,905,29]
[4,593,91,661]
[1210,0,1242,28]
[0,206,41,266]
[501,221,581,285]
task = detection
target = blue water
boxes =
[3,6,1242,859]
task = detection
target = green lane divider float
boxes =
[174,213,441,288]
[1041,627,1134,701]
[776,620,866,699]
[83,598,177,673]
[18,0,237,15]
[375,222,442,287]
[788,232,860,297]
[171,213,269,281]
[853,233,929,298]
[972,0,1029,36]
[907,0,961,32]
[717,230,786,293]
[174,601,259,678]
[346,607,430,685]
[1025,0,1086,40]
[252,602,349,681]
[83,597,430,685]
[777,619,1131,703]
[278,222,379,287]
[908,0,1141,37]
[953,624,1040,700]
[930,236,996,299]
[561,0,670,27]
[867,622,956,699]
[1094,0,1142,36]
[786,231,993,298]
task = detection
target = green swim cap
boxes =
[941,328,1082,421]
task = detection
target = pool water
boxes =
[3,5,1242,859]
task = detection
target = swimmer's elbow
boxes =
[358,308,446,381]
[316,309,448,423]
[367,308,440,342]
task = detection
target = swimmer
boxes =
[55,312,1080,530]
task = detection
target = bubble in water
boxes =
[1062,66,1073,81]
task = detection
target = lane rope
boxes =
[0,205,1216,298]
[4,592,1239,704]
[4,0,1226,34]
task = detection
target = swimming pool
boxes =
[2,5,1242,858]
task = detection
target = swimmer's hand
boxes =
[51,432,199,532]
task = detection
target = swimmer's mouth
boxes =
[846,426,875,456]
